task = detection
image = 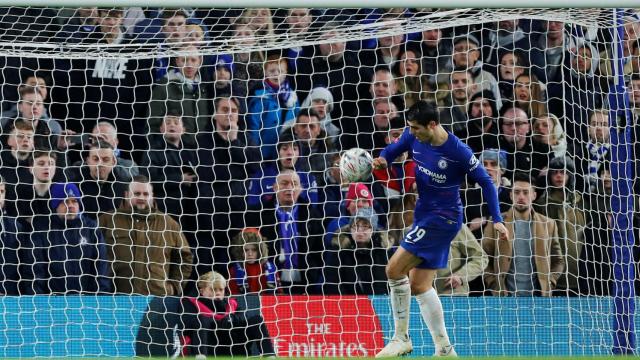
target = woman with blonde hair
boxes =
[532,113,567,158]
[239,8,275,45]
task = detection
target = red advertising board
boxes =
[261,295,384,357]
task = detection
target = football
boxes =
[340,148,373,183]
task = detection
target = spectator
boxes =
[150,9,190,80]
[534,157,587,295]
[246,170,323,294]
[65,140,129,220]
[434,224,488,296]
[1,74,52,121]
[185,23,205,45]
[140,109,197,219]
[498,105,550,179]
[457,90,499,153]
[496,51,527,101]
[319,152,346,222]
[347,66,403,150]
[482,172,564,297]
[294,24,361,120]
[547,40,605,142]
[530,20,567,84]
[0,176,30,295]
[51,7,153,145]
[179,271,276,357]
[481,20,532,72]
[239,8,275,46]
[628,74,640,192]
[513,73,547,119]
[360,31,404,68]
[2,85,65,151]
[280,8,313,69]
[323,207,389,295]
[247,131,319,208]
[417,28,453,86]
[246,51,299,161]
[56,7,99,42]
[0,119,34,189]
[195,96,260,269]
[532,113,568,159]
[324,182,380,248]
[299,87,340,147]
[392,47,435,109]
[10,150,57,222]
[224,20,265,97]
[450,34,501,108]
[462,149,512,240]
[90,121,139,178]
[439,68,475,133]
[227,228,279,295]
[288,108,334,174]
[580,164,613,295]
[32,183,110,294]
[149,45,212,147]
[574,109,610,193]
[99,175,193,296]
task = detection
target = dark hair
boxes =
[98,8,124,18]
[296,108,320,121]
[630,73,640,83]
[449,66,473,83]
[406,100,440,126]
[467,90,498,118]
[31,150,57,165]
[18,85,41,101]
[165,105,184,118]
[512,171,532,185]
[277,130,299,151]
[388,115,406,131]
[161,9,188,22]
[88,139,114,151]
[213,96,240,110]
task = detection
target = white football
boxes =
[340,148,373,183]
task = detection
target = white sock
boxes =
[415,288,451,349]
[389,276,411,340]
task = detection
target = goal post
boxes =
[0,3,636,357]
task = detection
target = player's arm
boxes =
[464,151,508,241]
[374,128,413,170]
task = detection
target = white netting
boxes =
[0,5,637,358]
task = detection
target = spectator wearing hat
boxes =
[462,149,512,240]
[534,157,587,295]
[227,228,279,295]
[450,34,502,109]
[323,182,380,248]
[299,87,339,147]
[31,183,110,294]
[323,207,390,295]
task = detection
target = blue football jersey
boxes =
[381,128,503,224]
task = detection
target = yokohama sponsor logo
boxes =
[261,295,384,357]
[417,165,447,183]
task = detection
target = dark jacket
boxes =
[140,134,197,216]
[31,214,110,294]
[323,225,389,295]
[246,198,324,293]
[0,214,32,295]
[65,167,128,220]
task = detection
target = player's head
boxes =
[198,271,227,300]
[510,172,536,213]
[406,100,440,143]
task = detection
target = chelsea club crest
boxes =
[438,159,448,169]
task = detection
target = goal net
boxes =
[0,5,636,357]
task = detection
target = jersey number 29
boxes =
[405,227,426,244]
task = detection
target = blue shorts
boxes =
[400,214,462,269]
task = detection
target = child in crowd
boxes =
[228,228,279,294]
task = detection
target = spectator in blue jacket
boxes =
[31,183,110,294]
[247,131,319,208]
[246,52,299,161]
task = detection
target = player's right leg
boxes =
[375,247,422,358]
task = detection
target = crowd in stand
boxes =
[0,7,639,298]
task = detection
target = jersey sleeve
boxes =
[380,128,413,164]
[460,144,505,224]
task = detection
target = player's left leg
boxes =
[410,268,457,357]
